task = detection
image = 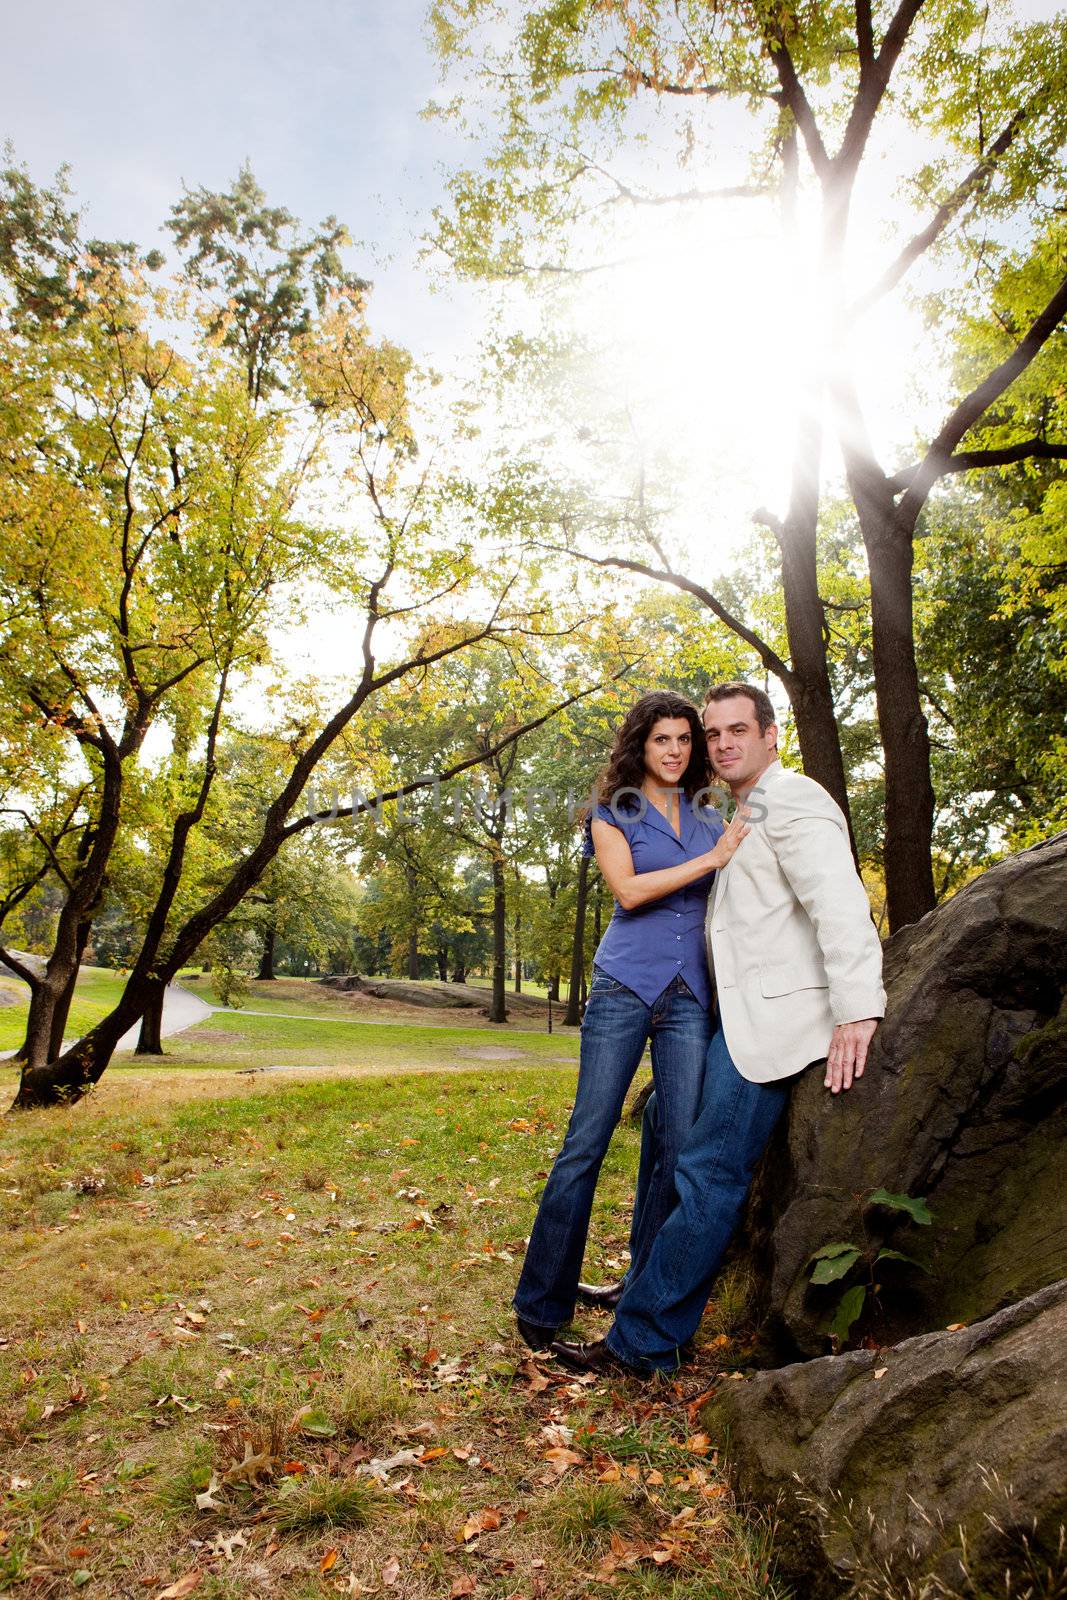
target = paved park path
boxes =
[0,981,215,1060]
[114,982,214,1050]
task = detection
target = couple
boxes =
[513,682,886,1375]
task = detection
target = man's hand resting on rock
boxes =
[824,1019,879,1094]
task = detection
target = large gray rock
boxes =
[0,948,44,981]
[704,1279,1067,1598]
[743,832,1067,1355]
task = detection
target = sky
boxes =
[1,0,479,362]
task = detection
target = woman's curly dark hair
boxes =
[595,691,713,808]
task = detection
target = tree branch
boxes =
[887,437,1067,492]
[762,25,831,179]
[855,0,875,77]
[837,0,924,178]
[291,660,643,835]
[851,104,1033,315]
[539,541,795,688]
[898,269,1067,525]
[0,944,41,992]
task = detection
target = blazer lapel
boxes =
[711,762,783,914]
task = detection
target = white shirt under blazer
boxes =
[706,760,886,1082]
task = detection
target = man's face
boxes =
[702,695,777,791]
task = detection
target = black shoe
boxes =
[549,1336,649,1379]
[575,1279,625,1310]
[516,1315,558,1352]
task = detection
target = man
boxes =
[551,682,886,1375]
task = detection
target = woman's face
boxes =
[642,716,693,787]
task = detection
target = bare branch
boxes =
[856,0,875,77]
[762,25,831,179]
[539,541,795,688]
[851,104,1033,315]
[0,944,40,991]
[290,659,643,835]
[837,0,924,177]
[876,0,927,82]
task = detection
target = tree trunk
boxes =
[436,947,448,982]
[488,857,507,1024]
[451,961,466,984]
[564,851,590,1027]
[135,982,165,1055]
[44,918,92,1061]
[836,385,938,933]
[256,924,277,981]
[773,406,858,859]
[861,506,937,930]
[404,860,420,979]
[513,904,522,993]
[12,976,151,1109]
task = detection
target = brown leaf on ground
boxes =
[458,1507,502,1542]
[221,1443,276,1487]
[381,1555,400,1587]
[154,1572,203,1600]
[450,1578,476,1597]
[543,1447,584,1475]
[320,1549,338,1574]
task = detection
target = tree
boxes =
[0,223,307,1080]
[1,168,554,1109]
[352,797,473,979]
[166,165,369,404]
[429,0,1067,928]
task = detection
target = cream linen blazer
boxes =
[706,760,886,1082]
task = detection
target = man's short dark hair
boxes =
[702,681,777,734]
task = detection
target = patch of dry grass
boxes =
[0,1064,786,1600]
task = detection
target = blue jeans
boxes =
[606,1025,791,1371]
[513,968,710,1331]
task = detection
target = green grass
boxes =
[167,1008,580,1072]
[0,965,130,1052]
[270,1476,390,1533]
[0,967,581,1057]
[467,975,564,1000]
[0,1062,781,1600]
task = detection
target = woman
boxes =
[513,690,747,1350]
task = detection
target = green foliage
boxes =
[808,1243,862,1285]
[829,1284,867,1344]
[867,1188,934,1227]
[808,1188,935,1348]
[167,164,369,402]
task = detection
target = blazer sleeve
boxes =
[762,780,886,1024]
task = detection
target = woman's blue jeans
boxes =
[513,967,710,1332]
[605,1024,791,1371]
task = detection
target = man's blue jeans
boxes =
[606,1024,791,1371]
[513,969,710,1332]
